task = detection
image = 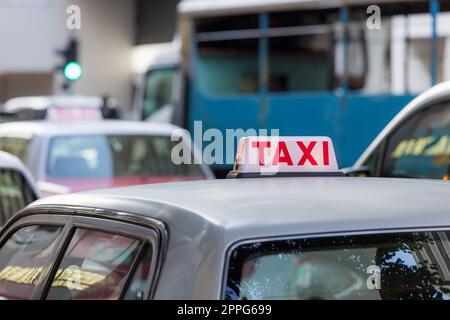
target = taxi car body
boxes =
[352,81,450,180]
[0,151,40,227]
[1,177,450,300]
[0,120,213,196]
[3,96,118,121]
[0,137,449,300]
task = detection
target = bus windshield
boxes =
[142,68,177,120]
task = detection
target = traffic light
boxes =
[57,38,82,81]
[64,61,82,81]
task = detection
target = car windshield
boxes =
[46,135,205,181]
[142,68,177,120]
[226,231,450,300]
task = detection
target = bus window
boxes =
[347,2,450,95]
[268,9,338,93]
[269,34,333,93]
[196,14,258,33]
[197,39,259,95]
[406,37,446,93]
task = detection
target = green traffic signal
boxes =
[64,62,82,81]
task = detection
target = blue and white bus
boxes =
[141,0,450,175]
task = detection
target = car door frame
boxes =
[0,206,168,300]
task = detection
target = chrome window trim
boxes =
[221,226,450,299]
[1,205,169,300]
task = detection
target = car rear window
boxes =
[226,231,450,300]
[46,135,205,180]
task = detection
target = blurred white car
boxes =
[0,151,40,226]
[350,81,450,180]
[0,120,213,196]
[3,95,119,121]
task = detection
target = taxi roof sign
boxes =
[46,107,102,121]
[228,136,342,178]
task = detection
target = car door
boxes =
[362,99,450,179]
[0,211,164,300]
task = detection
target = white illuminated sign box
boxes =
[230,136,340,177]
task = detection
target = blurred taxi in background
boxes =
[0,151,40,226]
[1,137,450,300]
[2,96,119,122]
[0,121,213,196]
[349,81,450,180]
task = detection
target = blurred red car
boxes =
[0,120,213,196]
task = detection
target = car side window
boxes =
[123,244,153,300]
[0,225,63,300]
[381,100,450,179]
[0,169,37,226]
[0,137,30,162]
[45,228,148,300]
[362,145,382,176]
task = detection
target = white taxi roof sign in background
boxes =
[232,136,339,175]
[46,107,102,121]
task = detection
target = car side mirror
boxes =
[341,166,371,177]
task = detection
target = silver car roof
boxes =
[22,176,450,299]
[355,81,450,167]
[28,177,450,239]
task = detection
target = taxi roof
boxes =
[3,96,110,112]
[28,177,450,241]
[0,120,182,138]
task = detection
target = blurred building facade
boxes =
[0,0,179,108]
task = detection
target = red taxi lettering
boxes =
[272,141,293,166]
[297,141,318,166]
[251,140,332,167]
[230,136,339,175]
[251,141,271,165]
[323,141,330,165]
